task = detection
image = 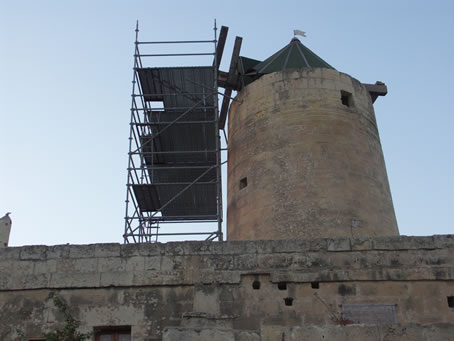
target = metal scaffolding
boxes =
[124,22,223,243]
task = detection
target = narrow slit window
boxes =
[448,296,454,308]
[240,177,248,190]
[341,90,353,107]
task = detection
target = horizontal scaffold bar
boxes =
[134,121,217,125]
[126,216,219,222]
[132,92,214,97]
[137,40,215,44]
[135,182,217,185]
[136,53,214,57]
[131,106,216,110]
[133,150,220,154]
[125,231,218,237]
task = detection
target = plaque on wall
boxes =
[341,304,397,324]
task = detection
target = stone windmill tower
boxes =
[225,37,399,240]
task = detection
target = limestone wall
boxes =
[227,68,398,240]
[1,235,453,340]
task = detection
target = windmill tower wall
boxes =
[227,68,399,240]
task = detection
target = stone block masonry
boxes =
[227,69,399,240]
[0,235,453,340]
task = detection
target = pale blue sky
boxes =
[1,1,453,246]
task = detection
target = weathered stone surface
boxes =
[56,258,98,273]
[68,244,96,258]
[95,243,121,258]
[261,324,454,341]
[0,236,453,291]
[20,245,48,260]
[49,272,100,288]
[235,331,261,341]
[163,326,261,341]
[0,236,453,340]
[163,328,235,341]
[327,238,351,252]
[227,69,399,241]
[163,313,254,341]
[46,244,70,259]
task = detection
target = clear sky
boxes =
[1,0,453,246]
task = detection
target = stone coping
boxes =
[2,235,453,261]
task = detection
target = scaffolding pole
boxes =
[124,22,223,243]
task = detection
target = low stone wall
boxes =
[1,235,453,291]
[1,235,453,340]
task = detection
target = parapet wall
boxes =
[1,235,453,340]
[1,235,453,291]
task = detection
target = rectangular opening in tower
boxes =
[341,90,353,107]
[240,177,248,189]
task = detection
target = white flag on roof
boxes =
[293,29,306,37]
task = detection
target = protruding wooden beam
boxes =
[219,36,243,130]
[218,71,229,88]
[214,26,229,70]
[218,71,241,90]
[363,81,388,103]
[226,37,242,85]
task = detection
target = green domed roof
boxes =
[253,37,334,73]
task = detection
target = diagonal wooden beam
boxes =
[219,36,242,130]
[214,26,229,70]
[226,36,243,89]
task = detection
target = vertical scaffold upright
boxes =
[124,22,223,243]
